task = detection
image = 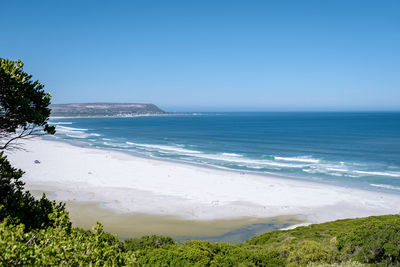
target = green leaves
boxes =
[337,217,400,265]
[124,235,175,251]
[0,212,137,266]
[0,58,55,149]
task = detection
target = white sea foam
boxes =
[274,156,320,164]
[300,164,400,179]
[305,166,400,178]
[325,167,349,172]
[49,121,73,125]
[57,126,89,131]
[245,166,265,170]
[127,142,202,154]
[221,153,242,157]
[302,168,317,174]
[103,141,133,148]
[302,165,350,176]
[353,170,400,177]
[191,153,306,168]
[66,133,89,139]
[370,184,400,191]
[56,126,100,139]
[124,142,306,168]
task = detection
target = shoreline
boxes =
[6,138,400,237]
[48,135,388,197]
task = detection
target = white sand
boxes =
[6,139,400,223]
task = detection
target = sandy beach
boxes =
[6,138,400,237]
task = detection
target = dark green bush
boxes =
[0,209,136,266]
[124,234,175,251]
[135,240,217,266]
[280,240,333,266]
[337,217,400,265]
[210,244,285,266]
[134,240,286,266]
[0,153,66,231]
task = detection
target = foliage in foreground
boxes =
[0,152,65,231]
[0,209,136,266]
[247,214,400,266]
[2,210,400,266]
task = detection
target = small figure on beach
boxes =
[34,160,41,164]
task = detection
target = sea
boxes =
[48,112,400,194]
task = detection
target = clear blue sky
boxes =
[1,0,399,111]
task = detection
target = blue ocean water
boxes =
[48,112,400,193]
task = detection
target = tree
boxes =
[0,58,55,150]
[0,58,61,230]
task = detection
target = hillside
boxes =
[1,208,399,265]
[50,103,165,117]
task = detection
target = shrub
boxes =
[211,245,285,266]
[134,240,286,266]
[124,234,175,251]
[337,217,400,265]
[308,260,366,267]
[280,240,333,266]
[0,209,136,266]
[0,153,66,231]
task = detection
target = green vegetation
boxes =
[0,58,55,150]
[0,210,136,266]
[1,59,399,265]
[1,196,399,266]
[0,57,63,231]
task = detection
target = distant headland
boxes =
[50,103,166,117]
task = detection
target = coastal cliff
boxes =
[50,103,165,117]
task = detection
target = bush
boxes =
[211,244,285,266]
[308,260,366,267]
[0,152,65,231]
[0,209,136,266]
[124,234,175,251]
[337,217,400,265]
[134,240,286,266]
[280,240,333,266]
[135,240,217,266]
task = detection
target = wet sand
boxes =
[29,189,303,242]
[66,201,303,241]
